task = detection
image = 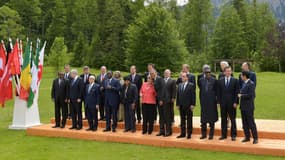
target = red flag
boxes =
[0,57,13,107]
[9,41,21,75]
[0,42,6,78]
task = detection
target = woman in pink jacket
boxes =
[140,76,157,135]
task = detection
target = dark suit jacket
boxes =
[176,73,196,90]
[129,74,142,92]
[51,78,69,101]
[240,80,256,111]
[238,71,257,89]
[97,73,107,86]
[103,78,121,106]
[69,77,84,101]
[84,83,100,108]
[120,84,138,104]
[153,76,166,102]
[176,82,196,107]
[197,73,216,89]
[64,72,72,81]
[165,78,176,103]
[80,73,95,98]
[144,71,160,82]
[217,77,239,105]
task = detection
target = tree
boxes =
[125,4,188,72]
[211,6,248,59]
[46,0,66,53]
[70,32,88,67]
[47,37,68,73]
[0,5,24,39]
[180,0,213,54]
[9,0,42,38]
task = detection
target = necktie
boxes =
[58,79,61,87]
[72,79,76,86]
[226,78,229,87]
[132,75,135,82]
[88,84,92,93]
[65,73,67,79]
[84,74,87,83]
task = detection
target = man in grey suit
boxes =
[164,69,176,126]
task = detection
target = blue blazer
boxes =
[103,78,121,106]
[240,80,256,111]
[239,71,257,89]
[85,83,100,108]
[69,77,84,101]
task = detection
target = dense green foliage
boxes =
[0,0,284,72]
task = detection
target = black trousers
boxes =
[135,99,142,121]
[179,106,193,136]
[99,94,105,119]
[142,104,156,133]
[105,103,118,130]
[54,98,68,127]
[221,103,237,138]
[82,101,88,119]
[86,106,98,129]
[70,100,83,128]
[241,109,258,140]
[124,103,136,131]
[201,122,215,137]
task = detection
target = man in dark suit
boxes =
[239,71,258,144]
[97,66,107,120]
[217,66,240,141]
[176,72,196,139]
[68,69,84,130]
[176,64,196,89]
[239,62,257,88]
[84,75,100,131]
[144,63,157,82]
[129,65,142,123]
[198,67,218,140]
[164,69,176,127]
[150,69,168,137]
[103,71,121,132]
[80,66,94,120]
[121,76,138,133]
[51,72,69,128]
[64,64,72,119]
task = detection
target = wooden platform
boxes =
[27,124,285,157]
[50,118,285,140]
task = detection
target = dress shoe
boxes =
[241,138,250,143]
[52,125,60,128]
[103,129,111,132]
[177,134,186,138]
[231,137,236,141]
[219,136,227,140]
[86,128,92,131]
[187,135,191,139]
[200,135,207,139]
[112,129,116,132]
[208,136,213,140]
[164,133,172,137]
[92,128,97,132]
[76,127,82,130]
[60,125,65,128]
[138,120,141,124]
[69,127,76,130]
[156,132,164,136]
[148,131,152,135]
[142,131,147,134]
[124,129,130,132]
[253,139,258,144]
[131,130,136,133]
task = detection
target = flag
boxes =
[9,40,21,75]
[37,41,46,85]
[27,40,40,107]
[0,41,6,78]
[19,41,32,101]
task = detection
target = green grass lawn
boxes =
[0,67,284,160]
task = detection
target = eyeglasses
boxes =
[205,72,211,74]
